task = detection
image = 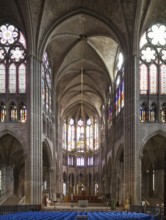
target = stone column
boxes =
[164,158,166,217]
[25,56,42,204]
[124,54,141,205]
[50,90,57,196]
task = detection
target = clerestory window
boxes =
[0,23,26,94]
[140,23,166,122]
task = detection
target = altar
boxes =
[78,200,88,207]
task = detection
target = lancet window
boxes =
[63,117,99,167]
[42,52,52,115]
[114,52,124,116]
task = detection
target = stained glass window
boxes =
[149,103,156,122]
[147,24,166,46]
[160,64,166,94]
[68,156,73,166]
[160,104,166,122]
[77,119,84,152]
[0,102,6,122]
[0,23,26,94]
[117,52,124,70]
[86,119,93,150]
[63,117,99,166]
[77,157,84,166]
[0,24,19,45]
[9,64,16,93]
[121,80,124,107]
[18,64,26,93]
[0,64,5,93]
[46,86,49,110]
[140,23,166,122]
[19,104,27,122]
[149,64,157,94]
[42,52,52,114]
[41,66,45,108]
[63,121,67,149]
[68,119,75,151]
[140,104,148,122]
[115,52,124,115]
[141,47,156,63]
[94,119,98,150]
[10,102,17,122]
[140,23,166,96]
[115,74,124,115]
[88,157,93,165]
[140,64,148,94]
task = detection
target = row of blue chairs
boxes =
[0,211,155,220]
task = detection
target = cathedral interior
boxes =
[0,0,165,211]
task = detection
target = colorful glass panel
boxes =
[86,119,93,150]
[10,46,25,62]
[9,64,16,93]
[68,119,75,151]
[0,103,6,122]
[121,80,124,107]
[148,24,166,46]
[149,64,157,94]
[68,124,72,150]
[0,64,5,93]
[0,48,6,60]
[86,125,90,148]
[140,23,166,104]
[42,51,52,114]
[20,105,27,122]
[117,52,124,70]
[160,64,166,94]
[160,107,166,122]
[77,157,84,166]
[141,47,156,62]
[140,64,148,94]
[94,120,98,150]
[49,91,51,112]
[10,103,17,121]
[118,87,121,112]
[0,23,26,94]
[65,117,99,163]
[46,86,49,110]
[0,24,18,45]
[19,32,26,48]
[41,66,45,108]
[71,125,75,149]
[63,122,67,149]
[149,108,156,122]
[161,49,166,61]
[18,64,26,93]
[68,156,73,166]
[88,157,93,165]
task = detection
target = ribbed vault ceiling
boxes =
[0,0,163,119]
[47,14,118,118]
